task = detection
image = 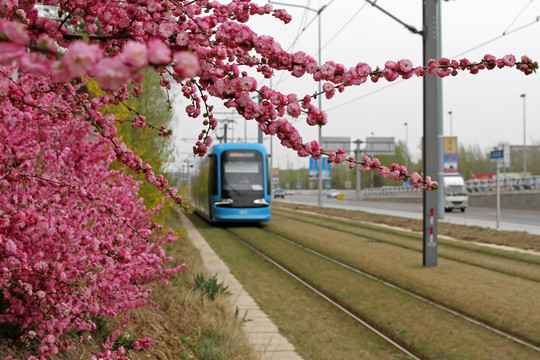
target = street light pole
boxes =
[448,110,453,136]
[354,139,363,199]
[404,122,408,170]
[317,8,323,207]
[268,1,327,206]
[370,131,374,188]
[520,94,527,176]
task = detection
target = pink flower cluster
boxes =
[133,337,154,351]
[90,348,129,360]
[324,154,438,191]
[0,70,184,359]
[0,20,199,90]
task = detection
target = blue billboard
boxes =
[309,157,331,179]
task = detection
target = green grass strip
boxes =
[273,208,540,281]
[189,215,412,360]
[230,226,540,360]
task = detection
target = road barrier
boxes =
[291,184,540,211]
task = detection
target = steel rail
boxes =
[265,228,540,354]
[225,229,424,360]
[272,210,540,283]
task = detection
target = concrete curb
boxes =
[181,213,304,360]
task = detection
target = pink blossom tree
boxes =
[0,1,537,359]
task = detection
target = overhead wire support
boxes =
[268,0,330,207]
[364,0,423,35]
[363,0,440,266]
[269,1,328,15]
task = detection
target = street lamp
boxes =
[520,94,527,175]
[354,139,363,199]
[268,1,327,206]
[404,122,408,170]
[448,111,453,136]
[370,131,374,188]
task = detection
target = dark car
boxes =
[274,188,285,199]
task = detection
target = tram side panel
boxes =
[192,154,214,222]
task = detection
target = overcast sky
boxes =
[170,0,540,171]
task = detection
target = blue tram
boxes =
[191,143,272,223]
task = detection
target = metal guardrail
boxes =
[362,186,423,198]
[465,175,540,193]
[360,175,540,198]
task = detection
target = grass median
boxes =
[229,223,540,360]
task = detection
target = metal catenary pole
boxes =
[422,0,442,267]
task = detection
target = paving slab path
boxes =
[182,213,304,360]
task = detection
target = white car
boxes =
[327,189,342,198]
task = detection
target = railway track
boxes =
[211,216,540,359]
[272,209,540,283]
[225,228,425,360]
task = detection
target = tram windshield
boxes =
[221,150,264,194]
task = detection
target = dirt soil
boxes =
[273,202,540,253]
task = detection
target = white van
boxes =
[444,174,468,212]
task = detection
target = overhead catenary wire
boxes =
[289,1,312,54]
[260,2,539,121]
[269,0,335,54]
[451,15,540,59]
[315,1,373,58]
[270,0,367,89]
[502,0,536,35]
[325,79,410,113]
[325,7,540,113]
[269,0,336,88]
[363,0,422,35]
[274,2,313,87]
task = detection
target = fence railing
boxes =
[360,175,540,198]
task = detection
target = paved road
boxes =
[278,195,540,236]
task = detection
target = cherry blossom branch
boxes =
[61,33,133,41]
[57,6,78,32]
[323,152,438,191]
[112,92,172,136]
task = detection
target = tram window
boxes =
[267,155,271,196]
[209,154,218,195]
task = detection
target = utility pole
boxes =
[404,122,408,170]
[354,139,363,199]
[350,1,444,266]
[268,1,327,206]
[422,0,442,267]
[520,94,527,175]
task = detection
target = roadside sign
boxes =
[309,157,331,179]
[272,168,280,184]
[443,136,459,173]
[365,137,395,155]
[490,149,504,160]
